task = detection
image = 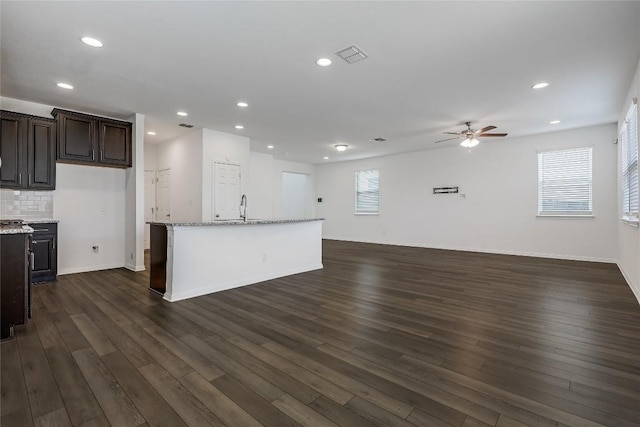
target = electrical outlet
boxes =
[130,253,134,260]
[92,246,99,253]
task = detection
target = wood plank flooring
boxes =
[2,239,640,427]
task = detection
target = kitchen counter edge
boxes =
[0,225,34,235]
[147,218,324,227]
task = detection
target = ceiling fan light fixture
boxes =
[460,138,479,148]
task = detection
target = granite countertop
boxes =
[0,225,34,235]
[23,219,59,224]
[148,218,324,227]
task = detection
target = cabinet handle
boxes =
[33,228,49,233]
[18,173,22,185]
[53,237,56,249]
[101,150,104,161]
[30,252,34,268]
[28,174,32,186]
[92,150,95,161]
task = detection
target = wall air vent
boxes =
[335,45,368,64]
[370,137,387,143]
[179,123,194,128]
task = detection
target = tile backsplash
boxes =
[0,189,54,219]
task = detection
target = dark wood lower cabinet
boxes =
[30,223,57,283]
[0,232,32,340]
[149,224,167,295]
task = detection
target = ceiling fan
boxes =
[434,121,508,148]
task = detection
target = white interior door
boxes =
[214,162,241,220]
[283,172,308,218]
[157,169,171,221]
[144,170,156,249]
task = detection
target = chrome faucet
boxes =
[240,194,247,222]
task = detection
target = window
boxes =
[538,147,592,216]
[621,100,638,223]
[355,169,379,214]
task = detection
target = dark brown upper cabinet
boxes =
[0,110,56,190]
[52,108,132,168]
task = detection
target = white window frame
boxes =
[537,147,593,217]
[355,169,379,215]
[621,99,639,226]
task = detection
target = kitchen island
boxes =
[148,218,323,302]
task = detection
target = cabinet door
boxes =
[27,118,56,189]
[31,223,57,283]
[98,120,131,166]
[0,114,24,188]
[57,113,96,163]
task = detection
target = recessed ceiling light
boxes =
[323,156,329,160]
[147,131,156,135]
[267,145,274,149]
[56,82,74,90]
[237,102,249,108]
[177,111,188,116]
[335,144,348,152]
[235,125,244,130]
[316,58,332,67]
[549,120,561,124]
[80,36,103,48]
[532,82,549,89]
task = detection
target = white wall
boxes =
[617,58,640,301]
[144,142,158,171]
[1,96,130,274]
[249,152,274,219]
[317,124,618,262]
[273,160,316,218]
[54,164,126,274]
[125,113,145,271]
[156,129,204,222]
[201,129,250,221]
[283,172,308,218]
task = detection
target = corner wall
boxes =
[125,113,145,272]
[316,124,618,263]
[617,58,640,301]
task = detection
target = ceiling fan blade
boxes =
[434,137,460,144]
[477,125,496,133]
[478,133,508,137]
[443,132,462,135]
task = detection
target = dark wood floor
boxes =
[2,240,640,427]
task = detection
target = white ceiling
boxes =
[2,1,639,164]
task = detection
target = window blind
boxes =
[355,169,379,214]
[538,147,592,216]
[621,101,638,219]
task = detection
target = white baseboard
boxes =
[58,263,125,276]
[323,237,616,264]
[617,262,640,305]
[125,263,146,272]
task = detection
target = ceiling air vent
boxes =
[335,45,368,64]
[179,123,194,128]
[370,137,387,143]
